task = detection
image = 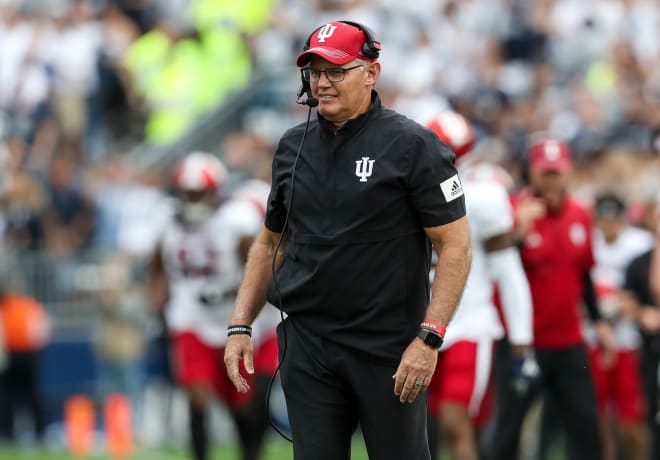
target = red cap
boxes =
[528,139,572,173]
[296,21,378,67]
[425,111,475,159]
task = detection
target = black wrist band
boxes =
[417,328,444,349]
[227,325,252,337]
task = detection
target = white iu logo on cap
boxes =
[317,23,338,43]
[355,157,375,182]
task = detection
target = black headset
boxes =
[297,21,381,106]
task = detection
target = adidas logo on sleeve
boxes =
[440,174,464,202]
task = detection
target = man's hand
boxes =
[638,306,660,333]
[514,195,546,238]
[393,338,438,403]
[224,334,254,393]
[618,290,639,320]
[594,319,617,369]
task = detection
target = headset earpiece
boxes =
[337,20,381,59]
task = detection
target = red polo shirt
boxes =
[514,193,594,349]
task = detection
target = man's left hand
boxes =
[595,319,617,369]
[224,334,254,393]
[393,338,438,403]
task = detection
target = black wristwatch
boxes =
[416,329,444,350]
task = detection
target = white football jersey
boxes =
[160,198,264,346]
[587,225,654,349]
[435,164,514,349]
[230,179,283,344]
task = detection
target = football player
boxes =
[148,152,269,460]
[424,112,537,460]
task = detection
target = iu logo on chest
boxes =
[355,157,375,182]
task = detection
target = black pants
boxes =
[0,351,45,442]
[277,320,430,460]
[490,340,601,460]
[640,346,660,460]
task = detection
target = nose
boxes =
[316,71,332,87]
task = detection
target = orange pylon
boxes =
[104,393,134,459]
[64,395,95,458]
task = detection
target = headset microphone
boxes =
[296,91,318,107]
[303,96,318,107]
[296,78,319,107]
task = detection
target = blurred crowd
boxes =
[250,0,660,175]
[1,0,659,269]
[0,0,275,259]
[0,0,659,455]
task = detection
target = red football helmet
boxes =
[173,152,227,224]
[173,151,227,192]
[425,111,475,159]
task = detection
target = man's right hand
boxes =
[224,334,254,393]
[638,306,660,333]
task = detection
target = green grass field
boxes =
[0,438,569,460]
[0,433,569,459]
[0,436,371,460]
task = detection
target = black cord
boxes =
[265,105,314,444]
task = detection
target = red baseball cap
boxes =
[296,21,378,67]
[528,139,572,173]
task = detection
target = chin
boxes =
[318,99,337,109]
[318,105,339,120]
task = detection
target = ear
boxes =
[364,62,381,86]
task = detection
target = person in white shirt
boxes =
[148,152,269,460]
[586,193,654,460]
[424,111,537,460]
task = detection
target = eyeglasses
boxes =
[301,64,364,83]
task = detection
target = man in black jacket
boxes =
[224,20,471,460]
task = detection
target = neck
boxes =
[546,201,563,213]
[604,234,618,245]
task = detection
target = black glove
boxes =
[511,350,541,397]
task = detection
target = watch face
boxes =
[419,330,443,349]
[426,332,443,348]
